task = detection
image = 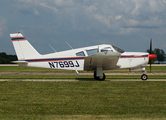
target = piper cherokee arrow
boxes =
[10,32,157,81]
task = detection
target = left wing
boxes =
[84,52,121,71]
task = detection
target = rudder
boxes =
[10,32,41,60]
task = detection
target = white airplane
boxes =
[10,32,157,81]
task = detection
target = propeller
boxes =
[150,39,152,72]
[149,39,157,72]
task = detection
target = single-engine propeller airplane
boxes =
[10,32,157,81]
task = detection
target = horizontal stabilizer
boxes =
[12,61,28,67]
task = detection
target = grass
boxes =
[0,66,166,72]
[0,65,166,119]
[0,75,166,79]
[0,81,166,120]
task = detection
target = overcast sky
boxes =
[1,0,166,55]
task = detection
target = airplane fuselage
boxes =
[17,44,149,71]
[10,32,156,80]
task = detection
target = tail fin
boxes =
[10,32,41,60]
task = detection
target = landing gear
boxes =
[141,67,148,80]
[141,74,148,80]
[94,71,105,81]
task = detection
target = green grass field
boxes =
[0,66,166,119]
[0,81,166,120]
[1,75,166,79]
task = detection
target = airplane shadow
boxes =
[75,78,96,81]
[74,78,110,81]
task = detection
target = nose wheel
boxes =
[141,74,148,80]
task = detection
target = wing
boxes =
[84,52,121,71]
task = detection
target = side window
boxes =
[86,49,98,56]
[101,47,113,52]
[76,51,85,56]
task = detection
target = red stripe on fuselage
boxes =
[27,59,85,63]
[120,55,148,59]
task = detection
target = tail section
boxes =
[10,32,41,60]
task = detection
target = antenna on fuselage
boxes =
[65,41,73,49]
[49,44,57,53]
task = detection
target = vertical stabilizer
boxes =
[10,32,41,60]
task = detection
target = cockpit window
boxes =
[86,49,98,56]
[101,47,113,52]
[76,51,85,56]
[112,45,125,53]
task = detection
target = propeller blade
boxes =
[150,59,151,73]
[150,39,152,54]
[150,39,152,73]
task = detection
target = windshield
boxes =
[112,45,125,53]
[101,47,113,52]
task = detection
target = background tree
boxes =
[0,52,18,64]
[154,48,165,64]
[147,48,165,64]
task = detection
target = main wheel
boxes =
[94,71,105,81]
[98,73,105,81]
[141,74,148,80]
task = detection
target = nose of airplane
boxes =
[149,54,157,60]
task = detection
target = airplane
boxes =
[10,32,157,81]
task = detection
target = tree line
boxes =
[147,48,166,64]
[0,52,18,64]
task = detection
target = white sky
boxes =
[1,0,166,54]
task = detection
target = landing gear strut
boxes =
[94,71,105,81]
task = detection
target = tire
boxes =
[98,73,105,81]
[141,74,148,80]
[94,71,105,81]
[94,71,97,80]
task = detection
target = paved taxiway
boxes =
[0,79,166,81]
